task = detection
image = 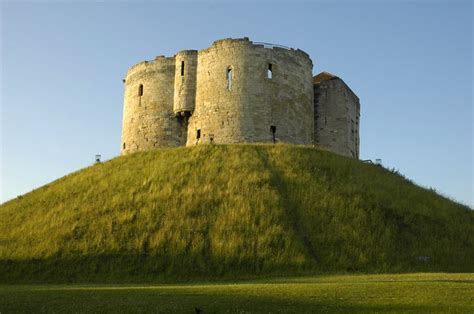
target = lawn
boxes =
[1,273,472,313]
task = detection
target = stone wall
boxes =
[186,38,314,146]
[244,43,313,144]
[121,56,187,155]
[314,78,360,158]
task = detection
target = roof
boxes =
[313,71,339,84]
[313,71,359,102]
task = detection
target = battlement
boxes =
[120,37,360,158]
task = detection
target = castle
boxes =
[121,37,360,158]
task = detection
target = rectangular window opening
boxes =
[226,67,233,91]
[138,84,143,96]
[181,61,185,76]
[351,119,355,142]
[267,63,273,79]
[197,129,201,139]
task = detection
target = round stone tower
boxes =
[186,38,314,146]
[186,38,249,145]
[121,56,186,155]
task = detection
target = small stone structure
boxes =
[121,37,360,158]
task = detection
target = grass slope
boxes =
[1,274,473,313]
[0,145,473,283]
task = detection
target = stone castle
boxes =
[121,37,360,158]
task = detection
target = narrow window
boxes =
[226,67,232,91]
[181,61,185,76]
[138,84,143,96]
[123,142,126,149]
[197,129,201,139]
[267,63,273,79]
[270,125,276,144]
[351,119,355,142]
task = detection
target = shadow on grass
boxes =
[0,254,319,284]
[0,285,464,314]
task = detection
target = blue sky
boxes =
[1,1,472,207]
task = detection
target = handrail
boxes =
[253,41,292,50]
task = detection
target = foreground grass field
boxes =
[1,273,473,313]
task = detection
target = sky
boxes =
[0,0,472,207]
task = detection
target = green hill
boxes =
[0,144,472,283]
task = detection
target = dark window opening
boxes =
[226,67,232,91]
[123,142,126,149]
[181,61,185,76]
[195,129,201,145]
[351,119,355,142]
[267,63,273,79]
[138,84,143,96]
[270,125,276,144]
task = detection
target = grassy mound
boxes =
[0,145,472,283]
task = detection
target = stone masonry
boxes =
[121,37,360,158]
[314,72,360,158]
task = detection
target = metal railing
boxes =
[253,41,292,50]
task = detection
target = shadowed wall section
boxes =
[314,72,360,158]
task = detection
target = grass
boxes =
[1,273,473,313]
[0,144,473,283]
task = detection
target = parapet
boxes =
[124,56,176,81]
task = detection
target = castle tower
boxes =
[186,38,249,145]
[121,56,186,155]
[186,38,314,146]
